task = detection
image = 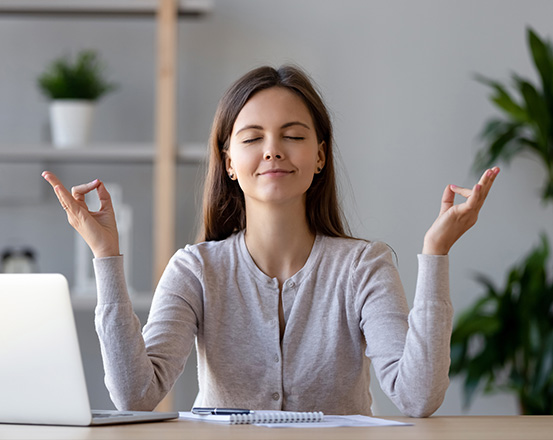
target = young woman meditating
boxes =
[43,65,499,417]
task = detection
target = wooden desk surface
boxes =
[1,416,552,440]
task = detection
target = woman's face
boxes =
[226,87,325,209]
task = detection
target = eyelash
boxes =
[242,136,305,144]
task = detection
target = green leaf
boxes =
[472,273,500,298]
[452,315,501,343]
[475,74,528,122]
[513,75,549,150]
[474,121,524,172]
[462,373,481,409]
[542,179,553,202]
[518,137,543,155]
[450,341,471,375]
[527,27,553,108]
[533,332,553,392]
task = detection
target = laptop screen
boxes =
[0,274,93,425]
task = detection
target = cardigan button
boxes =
[272,392,280,401]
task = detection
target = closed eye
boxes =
[243,137,262,144]
[284,136,305,141]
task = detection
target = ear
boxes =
[316,141,326,173]
[225,155,236,180]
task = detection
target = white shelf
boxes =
[0,143,206,164]
[0,0,213,16]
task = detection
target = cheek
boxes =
[229,150,256,176]
[296,150,320,171]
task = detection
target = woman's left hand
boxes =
[422,167,500,255]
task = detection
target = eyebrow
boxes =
[235,121,311,136]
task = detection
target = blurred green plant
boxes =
[450,235,553,414]
[37,50,117,101]
[473,27,553,203]
[451,26,553,415]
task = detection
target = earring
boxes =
[316,167,322,173]
[228,172,235,180]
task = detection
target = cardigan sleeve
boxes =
[354,242,452,417]
[93,249,203,411]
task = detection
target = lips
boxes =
[258,168,293,176]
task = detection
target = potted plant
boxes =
[449,27,553,414]
[37,50,117,148]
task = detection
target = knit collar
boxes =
[235,229,323,287]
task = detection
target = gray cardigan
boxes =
[93,231,452,417]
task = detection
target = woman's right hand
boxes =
[42,171,120,258]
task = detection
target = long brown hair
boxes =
[199,65,351,242]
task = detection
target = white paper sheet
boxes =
[256,414,412,428]
[179,411,411,428]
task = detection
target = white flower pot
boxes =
[49,100,95,148]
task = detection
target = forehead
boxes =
[232,87,313,132]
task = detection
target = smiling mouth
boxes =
[259,169,293,176]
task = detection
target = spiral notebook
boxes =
[180,410,324,425]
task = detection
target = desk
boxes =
[1,416,552,440]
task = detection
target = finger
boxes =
[96,181,114,211]
[466,183,484,210]
[53,184,76,213]
[439,184,455,215]
[476,167,500,199]
[470,167,500,210]
[42,170,65,191]
[71,179,101,202]
[477,166,500,186]
[42,171,75,211]
[450,184,472,199]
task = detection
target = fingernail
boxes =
[450,184,457,189]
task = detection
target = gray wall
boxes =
[1,0,553,415]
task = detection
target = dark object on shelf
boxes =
[1,247,37,273]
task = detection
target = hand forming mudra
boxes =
[422,166,500,255]
[42,171,120,258]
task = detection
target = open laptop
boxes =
[0,273,178,426]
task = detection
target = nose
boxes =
[263,138,283,161]
[264,152,282,160]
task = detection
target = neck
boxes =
[244,198,315,285]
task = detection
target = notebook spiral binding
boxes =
[229,411,324,425]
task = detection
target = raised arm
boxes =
[43,170,199,411]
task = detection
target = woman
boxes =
[43,65,499,417]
